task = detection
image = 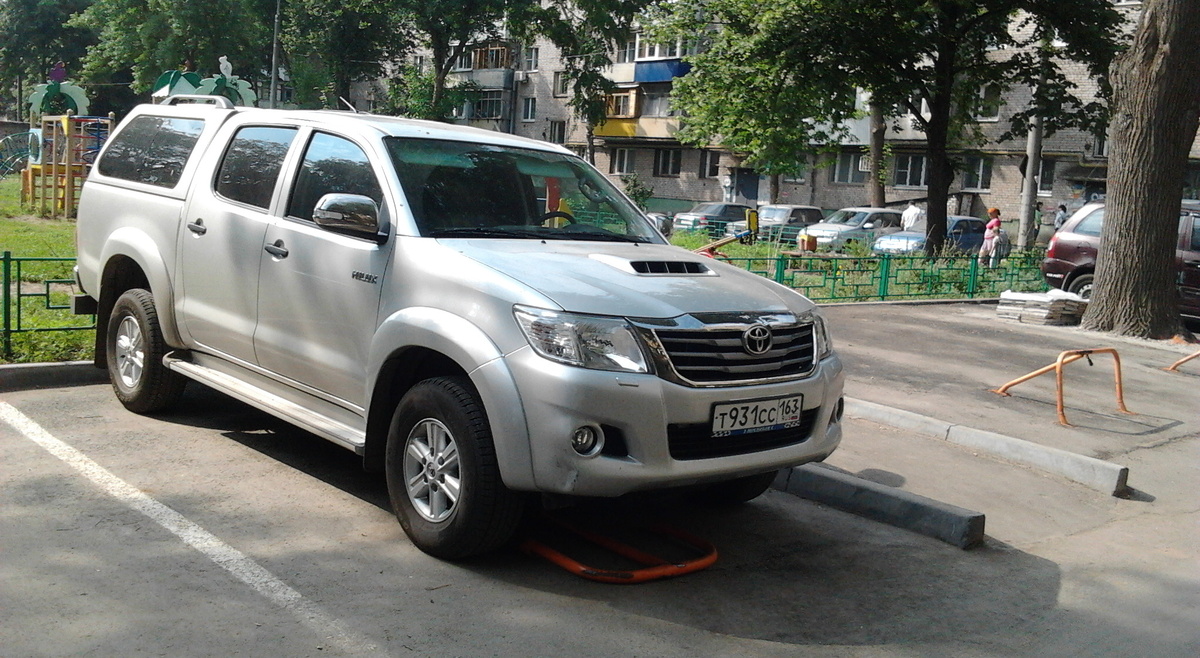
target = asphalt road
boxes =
[2,304,1198,656]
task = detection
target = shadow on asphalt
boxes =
[154,383,1073,649]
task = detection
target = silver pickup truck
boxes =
[74,97,845,559]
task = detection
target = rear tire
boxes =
[385,377,525,560]
[106,288,185,413]
[1067,273,1094,300]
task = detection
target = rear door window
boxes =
[215,126,298,209]
[97,115,205,188]
[1074,208,1105,236]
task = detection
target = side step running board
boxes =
[165,356,367,454]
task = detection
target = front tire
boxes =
[106,288,185,413]
[385,377,525,560]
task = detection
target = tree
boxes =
[508,0,649,162]
[393,0,508,116]
[1081,0,1200,339]
[71,0,269,92]
[0,0,95,119]
[653,0,1124,252]
[284,0,404,106]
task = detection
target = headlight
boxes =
[514,306,649,373]
[803,310,833,359]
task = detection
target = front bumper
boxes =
[497,345,845,496]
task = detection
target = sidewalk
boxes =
[819,301,1200,494]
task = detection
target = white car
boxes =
[801,207,904,250]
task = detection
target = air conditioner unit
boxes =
[514,70,529,84]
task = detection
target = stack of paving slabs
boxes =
[996,290,1087,325]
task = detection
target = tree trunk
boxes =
[1082,0,1200,338]
[868,102,886,207]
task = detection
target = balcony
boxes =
[634,60,691,83]
[594,117,682,140]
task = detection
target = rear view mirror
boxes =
[863,222,876,230]
[313,193,387,243]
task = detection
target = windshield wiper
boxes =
[428,226,550,239]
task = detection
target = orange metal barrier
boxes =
[991,348,1133,426]
[521,516,718,584]
[1164,349,1200,373]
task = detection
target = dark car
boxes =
[871,215,989,255]
[672,202,753,238]
[1041,201,1200,319]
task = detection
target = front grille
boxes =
[651,319,816,384]
[668,407,820,460]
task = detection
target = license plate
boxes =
[711,395,804,437]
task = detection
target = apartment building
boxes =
[365,2,1199,222]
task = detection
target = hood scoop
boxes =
[590,254,716,276]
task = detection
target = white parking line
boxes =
[0,401,382,655]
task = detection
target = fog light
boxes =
[834,397,845,423]
[571,426,600,455]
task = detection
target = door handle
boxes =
[186,219,207,235]
[264,240,289,258]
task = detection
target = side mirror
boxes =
[862,222,876,230]
[313,193,387,244]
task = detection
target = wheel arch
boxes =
[93,229,180,366]
[362,308,534,491]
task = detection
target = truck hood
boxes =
[446,240,806,318]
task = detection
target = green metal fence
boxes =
[2,251,95,358]
[720,250,1048,302]
[1,249,1047,360]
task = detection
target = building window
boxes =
[473,90,504,119]
[611,148,635,175]
[894,154,927,188]
[1038,158,1056,194]
[521,97,536,122]
[412,55,426,72]
[637,35,679,60]
[453,48,473,71]
[699,150,720,178]
[606,90,637,118]
[547,120,566,144]
[975,84,1002,121]
[642,89,673,117]
[475,45,510,70]
[523,47,539,71]
[833,152,869,184]
[552,71,569,97]
[962,155,993,191]
[654,149,681,177]
[616,40,636,64]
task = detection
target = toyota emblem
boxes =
[742,324,773,356]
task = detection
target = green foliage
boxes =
[71,0,270,93]
[284,0,406,103]
[0,0,95,84]
[619,173,654,210]
[376,65,478,120]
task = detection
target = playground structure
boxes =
[0,132,31,180]
[20,113,112,219]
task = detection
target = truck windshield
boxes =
[386,138,664,243]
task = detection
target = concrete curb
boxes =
[0,361,107,393]
[773,464,985,549]
[845,398,1129,496]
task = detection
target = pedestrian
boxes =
[902,201,923,231]
[980,207,1003,267]
[1054,204,1069,230]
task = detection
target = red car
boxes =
[1041,201,1200,320]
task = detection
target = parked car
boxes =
[800,207,904,251]
[1041,201,1200,319]
[72,97,846,559]
[726,204,825,242]
[871,215,988,255]
[672,202,754,238]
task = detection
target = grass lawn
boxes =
[1,175,92,364]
